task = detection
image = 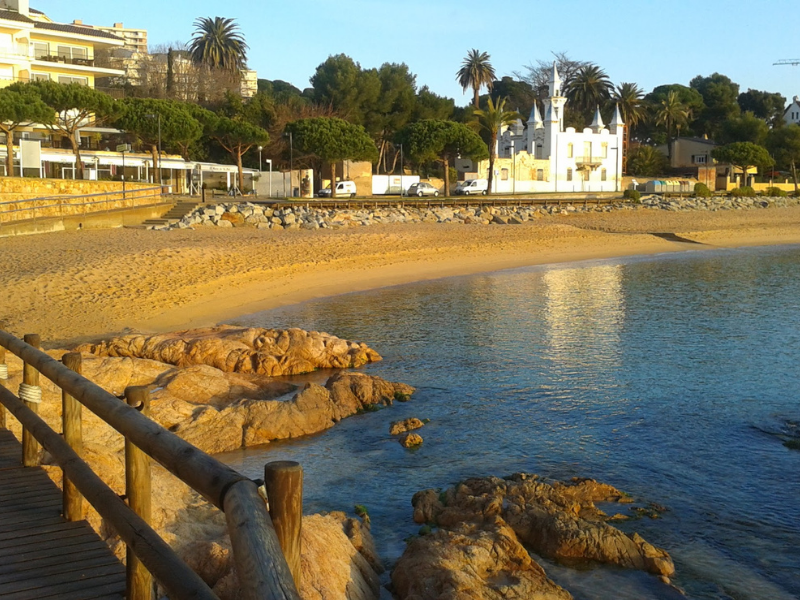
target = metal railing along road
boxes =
[0,186,163,223]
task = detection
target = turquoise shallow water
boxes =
[221,245,800,599]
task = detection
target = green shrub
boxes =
[694,182,712,198]
[623,189,641,203]
[730,186,756,198]
[764,186,788,197]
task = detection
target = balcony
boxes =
[34,54,94,67]
[574,155,605,170]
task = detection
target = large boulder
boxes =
[77,325,382,376]
[394,474,675,599]
[393,518,572,600]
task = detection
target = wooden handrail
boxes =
[0,330,243,507]
[0,384,219,600]
[0,330,301,600]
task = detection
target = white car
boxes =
[407,182,440,197]
[318,181,357,198]
[454,179,488,195]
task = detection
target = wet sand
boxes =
[3,205,800,345]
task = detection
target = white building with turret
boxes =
[482,63,624,194]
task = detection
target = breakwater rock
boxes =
[77,325,382,377]
[392,474,674,599]
[148,194,800,231]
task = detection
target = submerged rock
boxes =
[77,325,382,376]
[393,474,675,599]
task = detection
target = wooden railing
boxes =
[0,186,164,224]
[0,331,302,600]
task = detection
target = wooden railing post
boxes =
[125,386,153,600]
[21,333,41,466]
[264,461,303,588]
[62,352,84,521]
[0,346,7,429]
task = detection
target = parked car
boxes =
[407,182,440,197]
[318,180,357,198]
[453,179,488,195]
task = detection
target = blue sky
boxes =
[34,0,800,106]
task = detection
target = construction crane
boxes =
[774,59,800,66]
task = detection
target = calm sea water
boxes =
[221,246,800,600]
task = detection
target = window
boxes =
[567,168,573,182]
[31,73,49,81]
[584,141,592,159]
[694,154,707,164]
[537,169,544,181]
[56,45,88,61]
[567,143,573,158]
[602,143,608,158]
[601,168,607,181]
[535,144,543,159]
[33,42,48,58]
[57,75,88,86]
[501,168,509,181]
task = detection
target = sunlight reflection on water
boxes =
[222,246,800,600]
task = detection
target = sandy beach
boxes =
[4,205,800,345]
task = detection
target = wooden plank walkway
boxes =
[0,429,125,599]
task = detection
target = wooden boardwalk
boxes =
[0,429,125,599]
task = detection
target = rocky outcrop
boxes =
[393,519,572,600]
[398,433,423,448]
[393,474,674,600]
[77,325,382,376]
[180,511,383,600]
[169,370,415,454]
[389,418,425,435]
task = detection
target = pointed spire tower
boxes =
[609,103,625,134]
[543,62,567,160]
[528,103,543,129]
[590,106,605,133]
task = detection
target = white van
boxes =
[318,181,357,198]
[454,179,488,195]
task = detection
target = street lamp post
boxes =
[265,159,272,198]
[284,131,294,197]
[258,146,263,172]
[399,143,404,197]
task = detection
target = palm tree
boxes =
[654,91,690,162]
[612,82,646,173]
[565,64,613,119]
[189,17,248,71]
[456,49,496,108]
[473,96,520,194]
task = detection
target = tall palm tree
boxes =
[654,91,690,162]
[612,82,646,173]
[565,64,613,120]
[473,96,520,194]
[456,49,496,108]
[189,17,248,71]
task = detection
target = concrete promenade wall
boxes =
[0,202,174,237]
[0,177,163,224]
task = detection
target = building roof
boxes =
[30,7,44,14]
[34,21,124,41]
[0,9,34,23]
[675,137,717,146]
